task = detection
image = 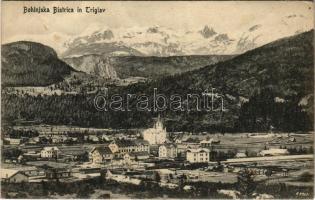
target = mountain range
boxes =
[4,14,310,58]
[63,55,233,79]
[62,21,309,57]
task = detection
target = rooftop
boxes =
[114,139,135,147]
[160,143,177,148]
[0,168,20,179]
[42,146,59,151]
[133,139,149,146]
[91,146,113,155]
[186,148,210,153]
[128,151,150,157]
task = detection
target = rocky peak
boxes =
[199,25,217,38]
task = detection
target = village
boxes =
[1,116,314,198]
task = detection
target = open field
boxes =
[11,125,313,145]
[12,125,124,134]
[224,154,313,163]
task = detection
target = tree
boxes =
[154,172,161,182]
[265,169,273,178]
[41,180,48,196]
[179,174,187,188]
[169,174,174,179]
[237,169,257,197]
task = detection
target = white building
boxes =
[159,144,177,158]
[186,148,210,163]
[108,139,150,157]
[124,151,150,164]
[143,116,167,145]
[89,146,114,164]
[235,152,247,158]
[259,148,289,156]
[40,147,60,158]
[105,170,141,185]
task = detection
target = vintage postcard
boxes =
[1,1,314,199]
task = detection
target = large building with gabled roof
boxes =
[89,146,114,163]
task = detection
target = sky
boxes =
[2,1,313,53]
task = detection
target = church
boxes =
[142,116,167,145]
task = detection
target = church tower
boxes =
[155,115,164,130]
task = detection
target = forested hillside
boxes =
[63,55,233,79]
[2,41,75,86]
[2,30,313,132]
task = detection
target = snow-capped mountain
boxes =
[60,14,312,57]
[5,14,310,58]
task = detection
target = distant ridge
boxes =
[63,54,234,79]
[2,41,75,86]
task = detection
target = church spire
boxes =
[155,114,163,130]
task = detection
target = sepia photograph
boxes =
[1,1,314,199]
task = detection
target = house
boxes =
[186,148,210,163]
[109,140,135,155]
[17,155,24,163]
[183,137,200,143]
[40,147,60,158]
[183,185,194,191]
[175,139,182,144]
[69,137,78,143]
[51,135,64,144]
[134,139,150,152]
[1,168,28,183]
[142,116,167,145]
[159,144,178,158]
[89,146,114,163]
[259,148,289,156]
[180,141,202,157]
[124,153,135,164]
[125,171,156,180]
[108,139,149,157]
[105,170,142,185]
[101,134,111,142]
[108,142,119,153]
[38,136,50,144]
[130,151,150,161]
[159,182,179,189]
[23,151,41,161]
[111,158,125,166]
[124,151,150,164]
[79,167,102,174]
[45,168,71,179]
[289,137,296,142]
[200,138,220,147]
[27,137,40,145]
[175,143,195,158]
[61,149,88,162]
[4,138,23,145]
[10,166,45,178]
[88,135,100,143]
[200,139,212,147]
[235,152,247,158]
